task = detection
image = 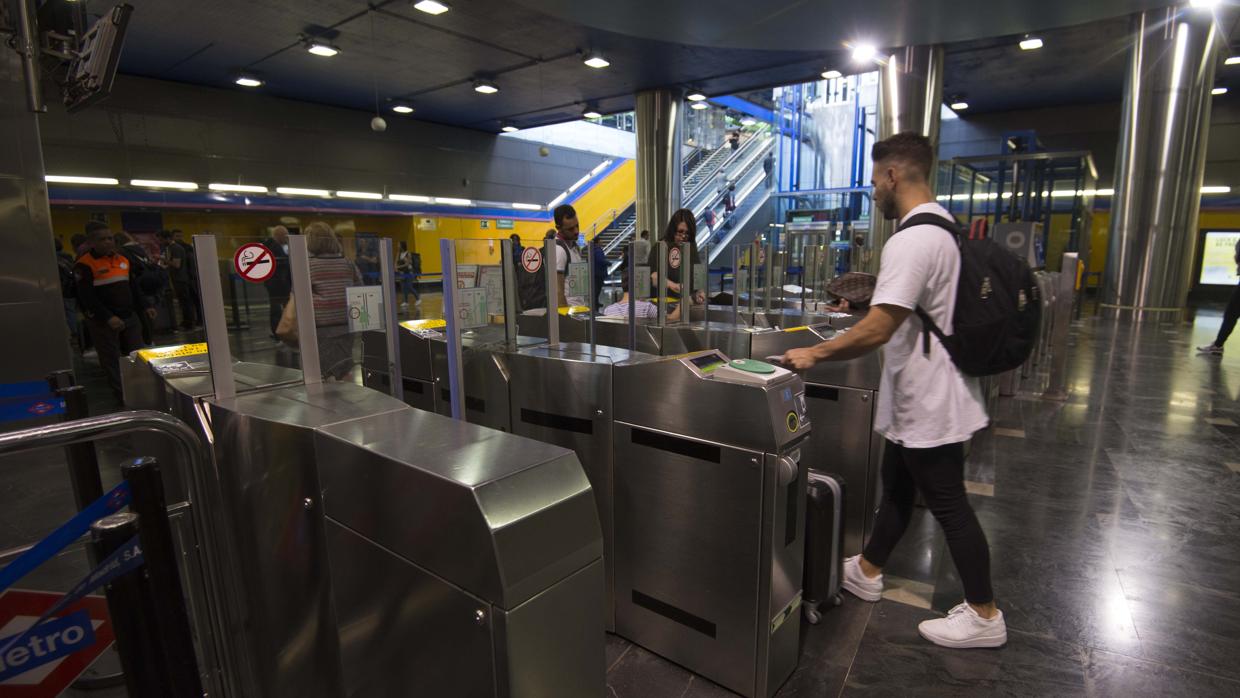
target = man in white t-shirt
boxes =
[553,204,586,307]
[782,132,1004,649]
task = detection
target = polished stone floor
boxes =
[605,305,1240,697]
[4,297,1239,696]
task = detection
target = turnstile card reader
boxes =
[612,350,809,698]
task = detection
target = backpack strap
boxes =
[896,211,963,358]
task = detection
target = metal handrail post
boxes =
[0,410,238,697]
[378,239,404,401]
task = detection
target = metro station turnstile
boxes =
[612,351,809,698]
[122,346,606,697]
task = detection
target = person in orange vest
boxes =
[75,221,156,403]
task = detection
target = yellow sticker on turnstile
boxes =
[137,343,208,362]
[557,305,590,316]
[400,318,447,331]
[784,326,809,332]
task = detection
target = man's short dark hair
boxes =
[85,221,109,237]
[871,132,934,181]
[640,230,649,239]
[554,204,577,227]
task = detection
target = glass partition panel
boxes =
[332,233,399,394]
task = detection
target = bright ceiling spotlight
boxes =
[851,43,877,63]
[1225,57,1240,66]
[690,102,709,110]
[1019,36,1043,51]
[1212,86,1228,96]
[686,92,707,102]
[413,0,450,15]
[474,80,499,94]
[306,40,340,57]
[46,175,119,185]
[501,123,519,132]
[583,52,610,69]
[391,103,414,114]
[740,117,756,126]
[950,101,969,111]
[582,109,602,119]
[235,74,263,88]
[821,69,842,79]
[1189,0,1220,9]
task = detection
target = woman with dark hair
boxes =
[647,208,706,306]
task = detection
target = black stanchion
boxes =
[46,369,75,391]
[122,456,204,697]
[91,513,164,698]
[56,387,103,515]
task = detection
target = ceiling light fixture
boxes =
[234,74,263,88]
[740,117,756,126]
[413,0,450,15]
[1226,56,1240,66]
[130,179,198,190]
[388,193,431,202]
[950,101,969,111]
[583,52,610,69]
[474,80,499,94]
[690,102,709,110]
[436,197,472,206]
[1096,188,1115,196]
[851,43,877,63]
[335,190,383,200]
[1019,36,1043,51]
[1201,185,1232,194]
[276,187,331,197]
[512,203,543,210]
[686,92,706,102]
[501,124,519,133]
[582,108,602,119]
[391,103,414,114]
[45,175,119,185]
[209,183,268,193]
[821,70,842,79]
[1212,86,1228,95]
[306,41,340,57]
[1188,0,1220,9]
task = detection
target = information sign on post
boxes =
[456,265,479,288]
[634,265,652,300]
[455,287,488,329]
[477,266,505,315]
[565,261,589,301]
[346,286,385,332]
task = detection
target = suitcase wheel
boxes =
[832,594,843,607]
[803,605,822,625]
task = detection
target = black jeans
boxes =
[862,439,994,604]
[1215,281,1240,347]
[87,315,143,400]
[172,280,199,328]
[266,291,289,335]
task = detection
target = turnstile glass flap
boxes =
[612,350,809,453]
[748,325,882,392]
[313,406,603,608]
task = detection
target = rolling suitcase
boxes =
[803,470,846,624]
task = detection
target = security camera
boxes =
[371,116,387,132]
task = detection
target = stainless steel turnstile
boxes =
[122,346,606,697]
[505,342,638,631]
[611,351,810,698]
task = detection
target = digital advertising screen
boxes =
[1199,231,1240,286]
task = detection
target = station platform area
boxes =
[24,301,1237,696]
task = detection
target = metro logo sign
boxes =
[0,590,114,697]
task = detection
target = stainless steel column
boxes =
[0,43,72,384]
[635,89,684,239]
[1101,7,1220,322]
[869,45,945,273]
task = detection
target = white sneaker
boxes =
[400,302,408,311]
[1197,344,1223,355]
[842,555,883,602]
[918,602,1007,649]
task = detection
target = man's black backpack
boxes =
[898,213,1041,377]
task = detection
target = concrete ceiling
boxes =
[91,0,1239,131]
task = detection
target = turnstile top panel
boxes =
[749,327,882,391]
[516,341,651,366]
[315,407,602,608]
[209,381,409,429]
[156,358,304,399]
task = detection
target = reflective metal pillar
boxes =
[635,89,684,240]
[868,46,944,272]
[1102,8,1219,321]
[0,44,72,384]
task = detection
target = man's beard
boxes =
[878,195,898,220]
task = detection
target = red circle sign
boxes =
[521,246,543,273]
[234,243,276,283]
[669,246,682,270]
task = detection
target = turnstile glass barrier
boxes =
[612,350,809,698]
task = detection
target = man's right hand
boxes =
[107,316,124,331]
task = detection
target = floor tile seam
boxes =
[835,603,874,698]
[606,642,632,673]
[1084,645,1240,687]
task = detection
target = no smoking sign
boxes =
[234,243,276,283]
